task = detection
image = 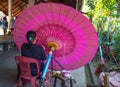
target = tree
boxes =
[84,0,120,67]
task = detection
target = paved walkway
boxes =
[0,48,86,87]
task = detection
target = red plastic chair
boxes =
[15,56,41,87]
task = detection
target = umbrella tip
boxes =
[48,41,59,51]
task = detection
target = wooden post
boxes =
[8,0,12,31]
[104,73,109,87]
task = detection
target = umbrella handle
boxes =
[40,46,56,81]
[40,51,53,81]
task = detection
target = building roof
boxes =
[0,0,77,17]
[0,0,28,17]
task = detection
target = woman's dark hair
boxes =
[26,30,36,48]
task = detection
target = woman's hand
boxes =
[42,46,45,50]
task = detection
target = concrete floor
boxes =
[0,48,87,87]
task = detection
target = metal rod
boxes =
[52,57,64,69]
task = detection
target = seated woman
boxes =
[17,30,46,87]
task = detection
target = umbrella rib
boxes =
[58,5,62,26]
[51,4,54,24]
[65,11,79,28]
[61,7,72,26]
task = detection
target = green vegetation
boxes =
[82,0,120,69]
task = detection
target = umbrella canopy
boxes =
[14,3,98,70]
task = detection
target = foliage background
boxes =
[82,0,120,68]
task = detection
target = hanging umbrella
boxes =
[14,3,98,70]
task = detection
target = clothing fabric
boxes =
[21,43,46,74]
[21,43,46,63]
[1,20,7,29]
[17,43,46,80]
[1,19,8,35]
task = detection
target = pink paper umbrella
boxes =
[14,3,98,70]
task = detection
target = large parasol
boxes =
[14,3,98,71]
